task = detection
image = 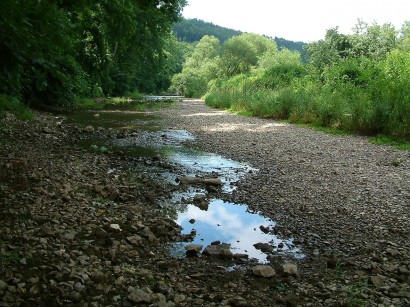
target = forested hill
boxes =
[173,18,306,55]
[173,18,242,43]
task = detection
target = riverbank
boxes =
[158,99,410,305]
[0,98,409,306]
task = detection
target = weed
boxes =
[332,260,347,280]
[276,283,287,292]
[1,251,20,265]
[347,278,368,307]
[90,144,109,153]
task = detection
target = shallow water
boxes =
[68,100,303,262]
[169,199,302,262]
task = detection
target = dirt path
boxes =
[158,99,410,304]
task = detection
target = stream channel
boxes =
[69,98,303,263]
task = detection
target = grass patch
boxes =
[231,109,253,117]
[0,94,33,120]
[293,122,349,136]
[369,135,410,150]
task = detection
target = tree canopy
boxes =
[0,0,187,108]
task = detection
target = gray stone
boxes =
[64,231,76,240]
[126,235,142,246]
[185,244,203,252]
[282,263,298,275]
[370,276,385,287]
[109,224,122,232]
[128,287,152,303]
[84,125,95,132]
[203,243,233,259]
[252,265,276,278]
[0,280,7,290]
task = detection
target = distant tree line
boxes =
[0,0,186,109]
[172,18,306,58]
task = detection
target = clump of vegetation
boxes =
[0,94,32,120]
[174,21,410,143]
[0,0,187,110]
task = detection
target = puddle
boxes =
[168,199,302,263]
[68,100,303,263]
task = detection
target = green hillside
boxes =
[172,18,306,57]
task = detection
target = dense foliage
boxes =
[173,21,410,140]
[0,0,186,109]
[173,18,242,43]
[173,18,306,57]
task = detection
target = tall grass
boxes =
[205,54,410,141]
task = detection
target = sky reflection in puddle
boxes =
[170,199,303,263]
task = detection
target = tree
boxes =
[220,33,277,76]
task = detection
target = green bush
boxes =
[0,94,33,120]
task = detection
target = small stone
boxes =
[370,276,385,287]
[126,235,142,246]
[84,125,95,132]
[282,263,298,276]
[93,227,108,239]
[74,282,86,292]
[109,224,122,232]
[115,276,126,287]
[19,258,27,265]
[253,242,273,253]
[174,294,186,304]
[64,231,76,240]
[28,277,39,284]
[185,244,203,252]
[128,287,152,303]
[203,244,233,259]
[189,219,196,224]
[0,280,7,290]
[252,265,276,278]
[259,225,270,233]
[29,285,40,295]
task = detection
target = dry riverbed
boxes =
[0,99,409,306]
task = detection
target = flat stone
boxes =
[128,287,152,303]
[185,244,203,252]
[109,224,122,232]
[126,235,142,246]
[370,276,385,287]
[203,243,233,259]
[252,265,276,278]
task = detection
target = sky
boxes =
[182,0,410,42]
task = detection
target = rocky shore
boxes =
[0,99,409,306]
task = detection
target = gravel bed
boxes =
[157,98,410,306]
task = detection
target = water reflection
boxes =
[172,199,302,262]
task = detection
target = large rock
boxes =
[203,243,233,259]
[252,265,276,278]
